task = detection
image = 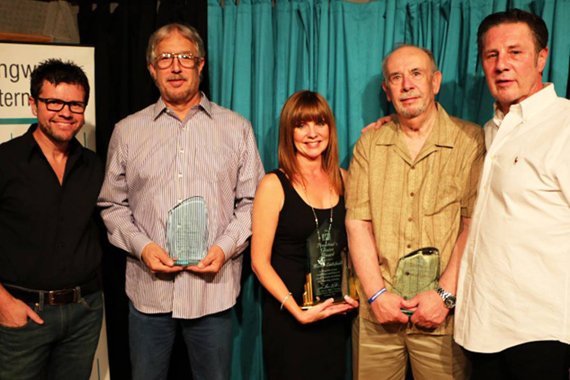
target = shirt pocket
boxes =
[423,175,461,216]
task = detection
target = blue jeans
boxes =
[129,301,232,380]
[0,290,104,380]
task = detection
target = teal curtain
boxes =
[208,0,570,379]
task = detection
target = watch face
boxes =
[445,295,456,308]
[437,287,456,308]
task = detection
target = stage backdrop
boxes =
[208,0,570,379]
[0,41,109,380]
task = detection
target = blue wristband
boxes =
[368,287,387,304]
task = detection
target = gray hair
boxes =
[146,23,205,68]
[381,44,438,84]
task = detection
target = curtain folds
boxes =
[208,1,570,379]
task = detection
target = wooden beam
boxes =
[0,32,51,43]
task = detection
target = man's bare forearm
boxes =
[439,217,471,293]
[346,219,385,298]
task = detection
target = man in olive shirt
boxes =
[0,59,103,380]
[346,45,485,379]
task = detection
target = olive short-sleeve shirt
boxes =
[346,105,485,335]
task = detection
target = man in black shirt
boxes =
[0,59,104,380]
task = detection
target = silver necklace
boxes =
[302,182,334,265]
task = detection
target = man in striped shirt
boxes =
[98,23,264,380]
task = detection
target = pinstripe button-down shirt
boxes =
[98,94,264,318]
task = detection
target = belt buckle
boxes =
[47,289,77,306]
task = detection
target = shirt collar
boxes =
[492,83,556,127]
[152,91,213,120]
[427,103,455,149]
[22,124,83,163]
[198,93,213,117]
[22,124,41,161]
[376,102,455,148]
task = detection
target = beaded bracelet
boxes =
[280,292,292,311]
[368,287,387,305]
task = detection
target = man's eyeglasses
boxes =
[155,53,202,69]
[37,97,86,114]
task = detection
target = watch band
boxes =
[436,286,456,309]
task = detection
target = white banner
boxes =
[0,41,109,380]
[0,42,96,149]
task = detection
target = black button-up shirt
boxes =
[0,124,104,289]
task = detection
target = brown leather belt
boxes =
[5,277,101,306]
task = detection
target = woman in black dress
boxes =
[252,90,358,380]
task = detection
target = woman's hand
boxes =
[297,295,358,325]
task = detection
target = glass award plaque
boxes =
[302,220,355,309]
[391,247,440,315]
[166,196,208,266]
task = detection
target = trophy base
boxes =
[301,296,345,310]
[173,259,201,266]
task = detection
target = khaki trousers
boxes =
[352,316,469,380]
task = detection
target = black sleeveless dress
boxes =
[262,170,349,380]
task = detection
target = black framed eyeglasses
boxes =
[155,53,202,69]
[37,97,86,114]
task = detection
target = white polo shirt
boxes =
[455,84,570,353]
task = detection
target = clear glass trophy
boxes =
[302,220,354,309]
[391,247,440,316]
[166,196,209,266]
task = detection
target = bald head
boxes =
[382,45,438,85]
[381,45,442,119]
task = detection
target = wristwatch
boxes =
[436,286,456,309]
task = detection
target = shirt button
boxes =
[408,217,413,222]
[410,192,414,197]
[59,242,64,247]
[407,244,411,249]
[411,166,415,170]
[178,173,183,178]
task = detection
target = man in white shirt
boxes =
[455,9,570,379]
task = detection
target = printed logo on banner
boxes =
[0,42,96,150]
